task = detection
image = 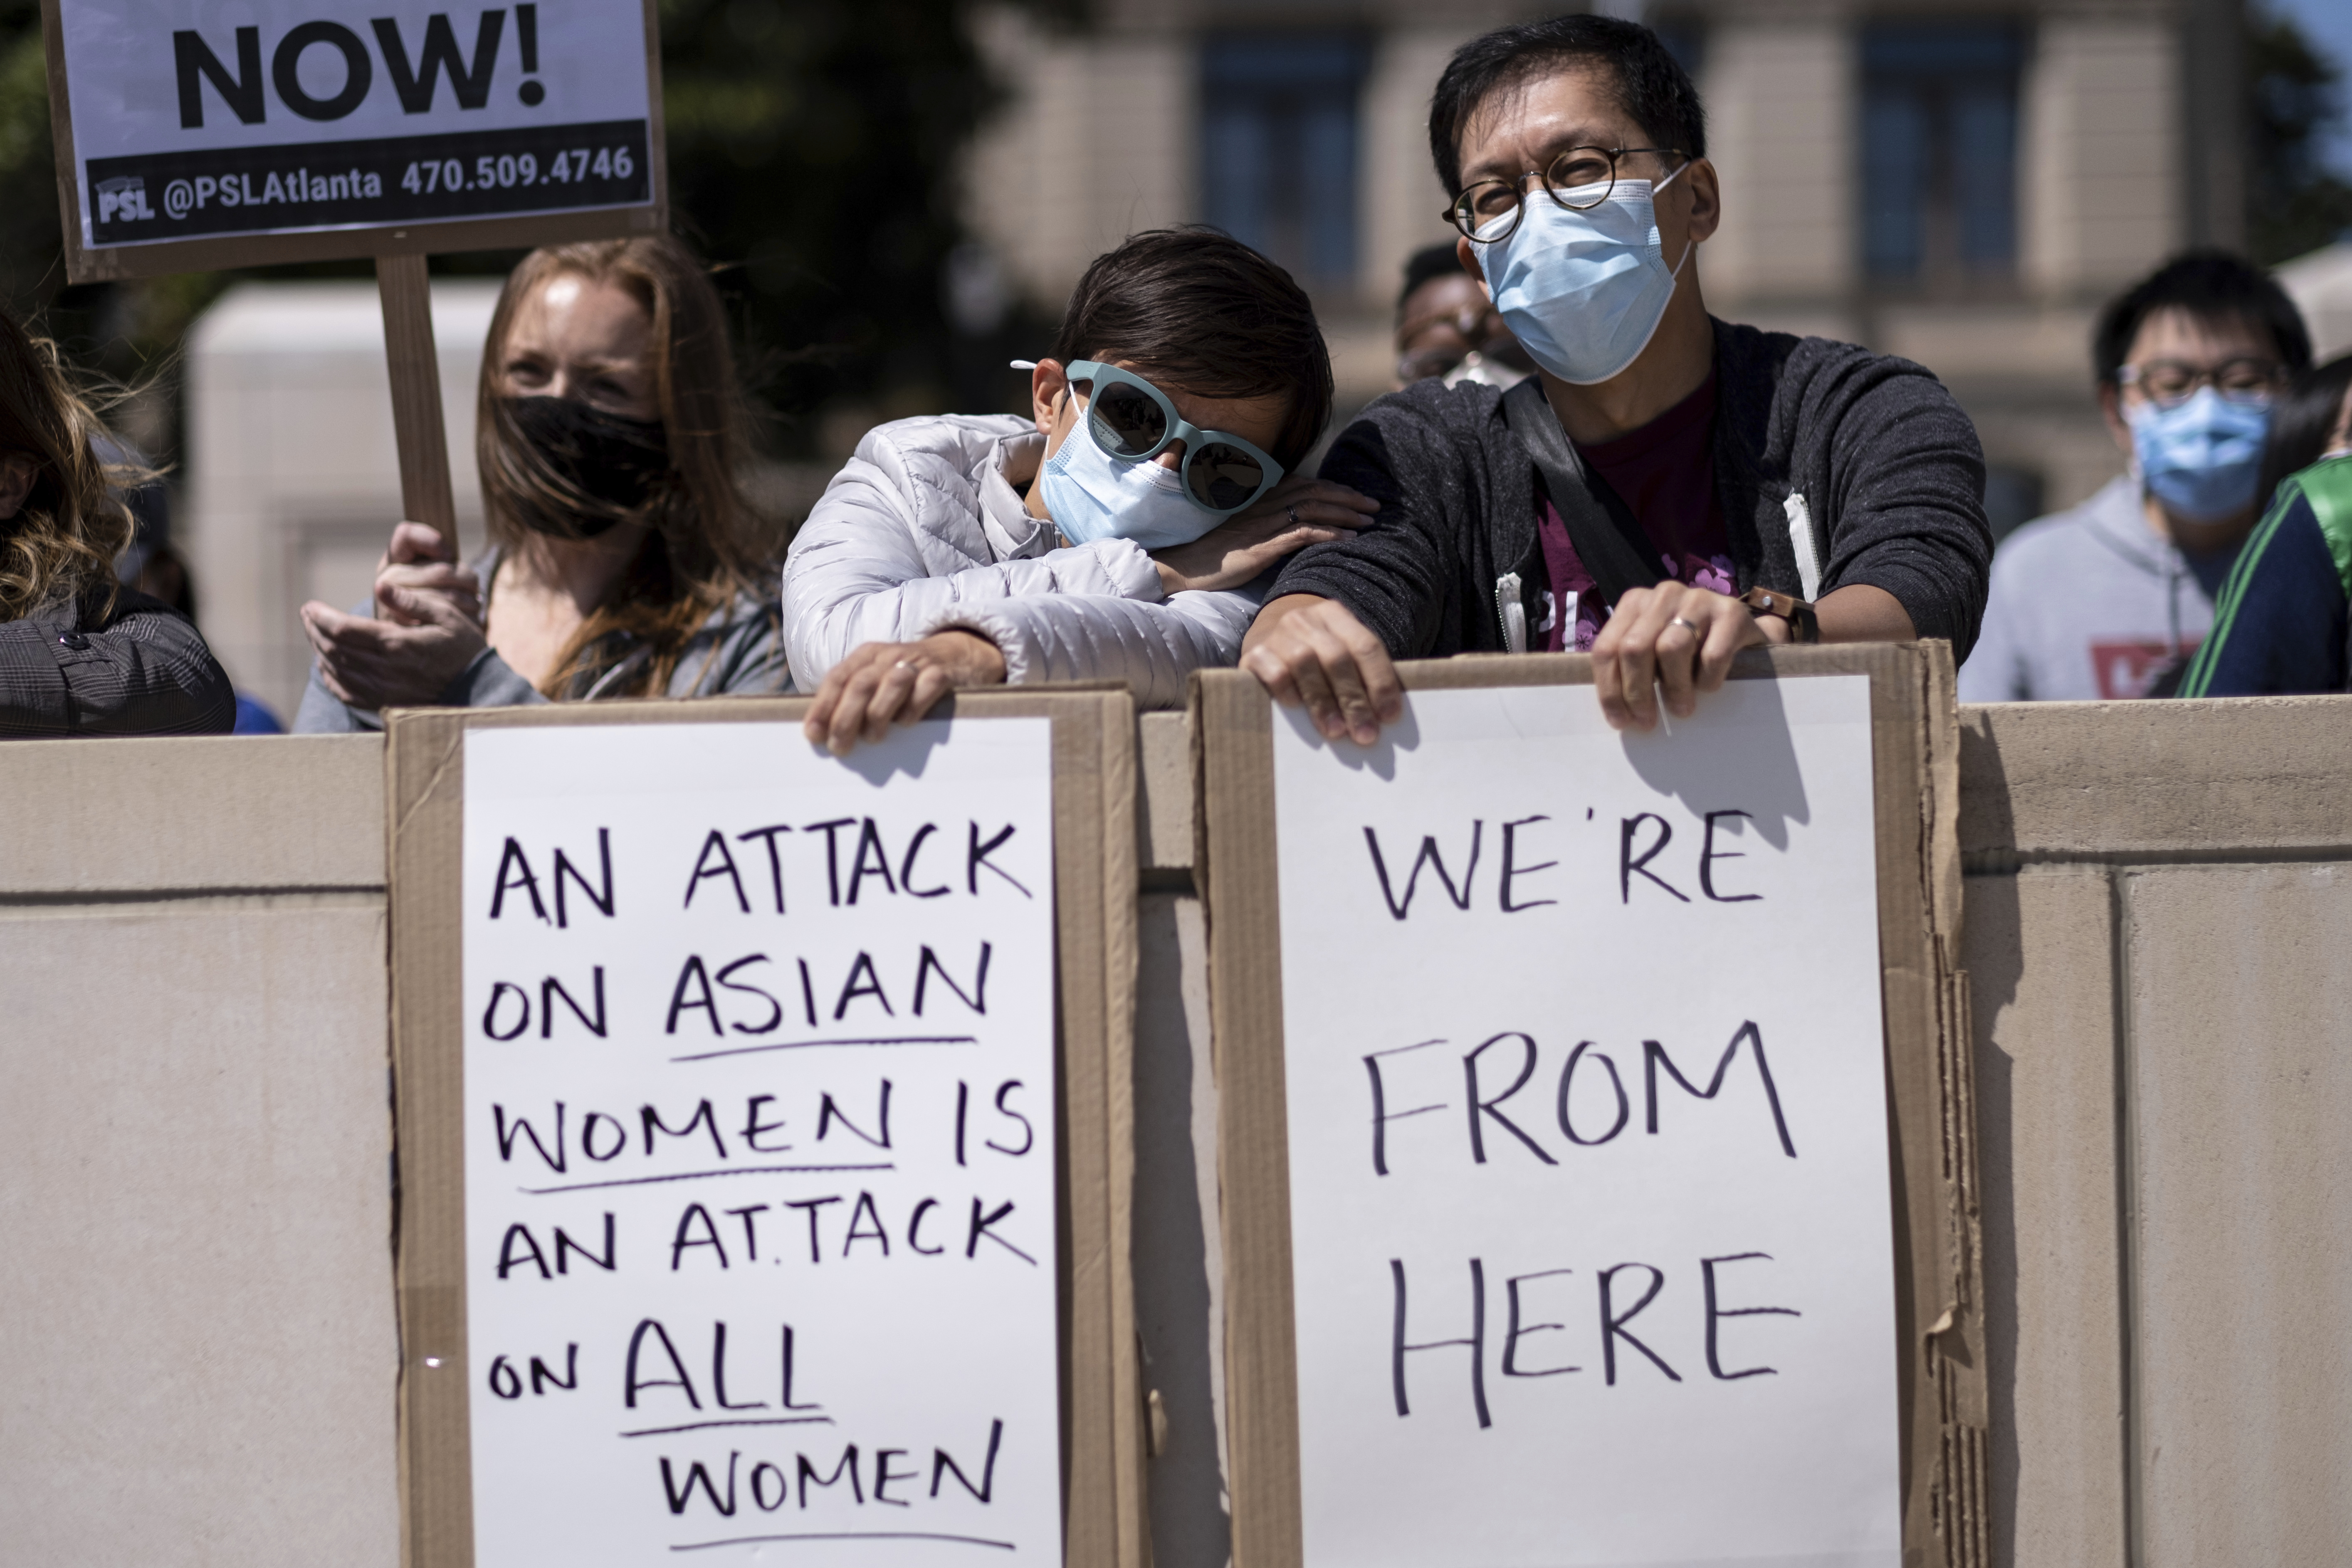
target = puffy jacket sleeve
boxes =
[0,589,235,737]
[782,443,1167,686]
[926,584,1262,709]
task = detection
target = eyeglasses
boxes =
[2116,358,2285,410]
[1067,360,1286,514]
[1445,146,1687,242]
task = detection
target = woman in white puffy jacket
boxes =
[788,228,1378,752]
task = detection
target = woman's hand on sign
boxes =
[1239,593,1404,746]
[1151,476,1378,594]
[1591,581,1775,733]
[804,630,1010,756]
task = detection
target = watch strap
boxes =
[1740,586,1819,643]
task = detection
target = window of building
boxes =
[1200,34,1369,289]
[1860,23,2024,289]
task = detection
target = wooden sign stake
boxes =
[376,252,458,553]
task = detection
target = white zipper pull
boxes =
[1784,491,1823,600]
[1495,571,1527,654]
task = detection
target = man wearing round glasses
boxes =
[1961,252,2311,702]
[1240,13,1994,739]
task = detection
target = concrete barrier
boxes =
[0,736,397,1568]
[3,694,2347,1567]
[1959,696,2352,1566]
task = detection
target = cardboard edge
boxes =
[1918,643,1989,1567]
[384,691,1141,1568]
[640,0,671,225]
[387,709,475,1568]
[1191,671,1302,1568]
[1096,698,1149,1568]
[1193,648,1981,1568]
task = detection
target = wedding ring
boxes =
[1287,505,1300,526]
[1670,616,1702,635]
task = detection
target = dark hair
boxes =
[1428,14,1707,197]
[2092,249,2314,385]
[479,235,766,699]
[1398,243,1470,319]
[2255,353,2352,512]
[1050,227,1334,471]
[0,310,139,622]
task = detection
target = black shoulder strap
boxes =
[1500,376,1661,608]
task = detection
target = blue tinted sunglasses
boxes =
[1067,360,1286,515]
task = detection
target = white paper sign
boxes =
[461,720,1062,1565]
[57,0,654,249]
[1272,679,1900,1567]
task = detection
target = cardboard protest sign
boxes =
[43,0,665,280]
[388,694,1146,1568]
[1196,646,1983,1568]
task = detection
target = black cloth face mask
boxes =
[501,395,670,537]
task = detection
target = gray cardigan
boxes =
[1275,317,1995,660]
[295,547,789,731]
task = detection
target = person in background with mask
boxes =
[788,227,1373,753]
[2172,353,2352,696]
[295,236,786,730]
[1961,252,2311,703]
[1393,242,1534,391]
[1241,14,1991,739]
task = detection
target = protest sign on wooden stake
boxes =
[1195,645,1982,1568]
[388,693,1145,1568]
[41,0,669,546]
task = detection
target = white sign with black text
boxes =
[460,720,1063,1566]
[56,0,653,249]
[1272,678,1901,1567]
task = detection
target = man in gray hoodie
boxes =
[1960,252,2312,702]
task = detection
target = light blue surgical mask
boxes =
[1479,165,1691,386]
[2127,386,2271,523]
[1038,397,1223,550]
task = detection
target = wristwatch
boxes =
[1739,586,1819,644]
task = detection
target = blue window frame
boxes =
[1860,24,2023,286]
[1201,34,1369,287]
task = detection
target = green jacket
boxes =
[2177,456,2352,697]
